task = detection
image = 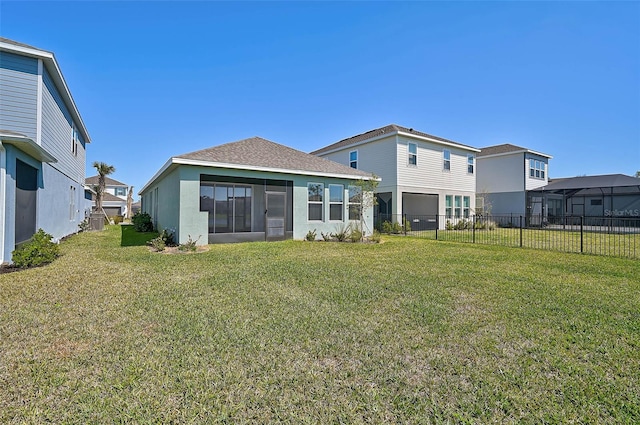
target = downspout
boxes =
[0,143,5,263]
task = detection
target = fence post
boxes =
[435,215,438,240]
[404,213,407,236]
[520,216,523,248]
[580,216,584,253]
[472,215,476,244]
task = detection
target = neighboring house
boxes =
[0,38,90,264]
[139,137,376,244]
[528,174,640,223]
[476,143,552,218]
[311,124,479,229]
[85,175,129,217]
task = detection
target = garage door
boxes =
[402,193,438,230]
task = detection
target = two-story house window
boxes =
[529,159,546,179]
[467,155,474,174]
[443,149,451,171]
[308,183,324,221]
[115,187,127,196]
[408,143,417,166]
[329,184,344,221]
[445,195,453,218]
[349,151,358,169]
[71,124,79,156]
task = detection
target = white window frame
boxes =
[529,159,546,179]
[408,142,417,166]
[445,195,453,219]
[329,184,344,222]
[463,196,470,218]
[349,150,358,169]
[467,154,474,174]
[443,149,451,171]
[348,185,362,221]
[454,195,462,218]
[307,182,324,222]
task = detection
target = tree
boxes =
[126,186,134,219]
[350,175,379,241]
[635,171,640,178]
[92,161,115,214]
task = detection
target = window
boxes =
[467,154,474,174]
[71,124,79,156]
[443,149,451,171]
[348,185,362,220]
[199,182,252,233]
[591,199,603,206]
[329,184,344,221]
[408,143,417,166]
[463,196,470,218]
[529,159,546,179]
[349,150,358,169]
[454,195,462,218]
[308,183,324,221]
[115,187,127,196]
[445,195,453,218]
[69,186,76,220]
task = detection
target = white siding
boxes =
[524,153,549,191]
[396,136,476,193]
[319,136,398,192]
[477,153,525,193]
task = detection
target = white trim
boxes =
[315,130,480,157]
[36,59,43,145]
[478,149,553,160]
[139,157,379,195]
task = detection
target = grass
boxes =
[1,225,639,423]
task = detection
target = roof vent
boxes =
[409,128,413,132]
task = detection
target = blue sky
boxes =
[2,1,639,195]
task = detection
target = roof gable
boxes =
[310,124,478,155]
[86,175,127,186]
[478,143,552,159]
[175,137,374,178]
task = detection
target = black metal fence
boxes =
[375,214,640,259]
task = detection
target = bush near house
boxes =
[132,212,154,232]
[11,229,60,268]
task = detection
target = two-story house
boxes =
[0,38,90,264]
[476,144,552,219]
[311,124,479,229]
[85,175,130,218]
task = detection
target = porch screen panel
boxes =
[215,186,231,233]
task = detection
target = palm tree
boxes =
[92,161,115,214]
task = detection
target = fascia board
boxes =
[140,157,379,195]
[396,131,481,152]
[479,150,553,160]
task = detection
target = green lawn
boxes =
[1,225,639,423]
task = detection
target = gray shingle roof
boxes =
[175,137,374,178]
[478,143,552,158]
[536,174,640,191]
[86,175,127,186]
[310,124,476,155]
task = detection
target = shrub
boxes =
[403,217,412,233]
[331,224,350,242]
[381,220,402,234]
[132,212,154,232]
[178,235,200,252]
[78,218,90,232]
[11,229,60,268]
[113,215,124,225]
[349,226,363,243]
[370,230,382,243]
[321,232,331,242]
[147,235,166,252]
[305,229,317,241]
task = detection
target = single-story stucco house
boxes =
[139,137,377,244]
